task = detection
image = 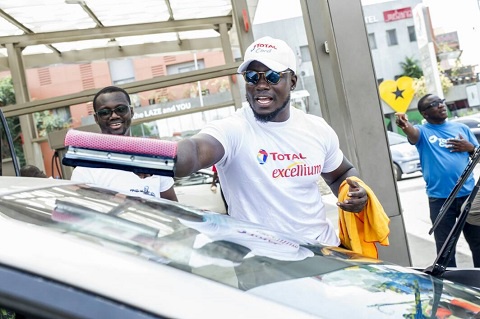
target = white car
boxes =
[387,131,422,181]
[450,115,480,130]
[0,176,480,319]
[174,169,227,214]
[449,116,480,143]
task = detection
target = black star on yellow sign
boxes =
[392,86,405,100]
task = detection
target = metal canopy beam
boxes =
[0,38,224,70]
[0,8,61,55]
[2,62,241,117]
[0,16,233,47]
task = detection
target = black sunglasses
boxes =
[423,99,445,111]
[241,70,292,85]
[95,105,131,119]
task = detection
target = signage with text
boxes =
[384,7,412,23]
[132,102,193,120]
[364,15,379,24]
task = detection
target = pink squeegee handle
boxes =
[64,130,177,158]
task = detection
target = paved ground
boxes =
[320,171,475,269]
[394,172,474,269]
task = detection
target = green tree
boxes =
[33,110,70,137]
[0,76,25,166]
[131,123,153,137]
[400,56,423,79]
[412,63,453,98]
[0,77,15,105]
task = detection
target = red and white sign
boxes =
[383,7,412,22]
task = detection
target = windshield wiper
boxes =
[424,147,480,277]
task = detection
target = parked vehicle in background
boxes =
[387,131,422,181]
[450,116,480,143]
[0,176,480,319]
[450,116,480,129]
[174,169,227,214]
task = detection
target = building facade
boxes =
[363,0,422,84]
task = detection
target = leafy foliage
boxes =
[131,123,153,137]
[33,110,70,137]
[0,77,15,106]
[400,57,423,79]
[412,64,453,98]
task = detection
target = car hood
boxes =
[0,177,479,318]
[250,263,480,318]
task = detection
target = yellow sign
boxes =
[379,76,415,113]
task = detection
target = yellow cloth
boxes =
[337,177,390,259]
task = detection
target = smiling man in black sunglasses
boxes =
[93,86,134,136]
[70,86,178,202]
[396,93,480,267]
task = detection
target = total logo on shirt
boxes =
[256,149,307,165]
[256,149,322,179]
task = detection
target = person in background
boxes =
[71,86,177,201]
[172,36,374,247]
[396,94,480,267]
[20,165,47,178]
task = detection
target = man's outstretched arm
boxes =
[175,133,225,177]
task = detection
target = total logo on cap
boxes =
[250,42,278,52]
[237,36,297,73]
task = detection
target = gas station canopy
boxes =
[0,0,235,59]
[0,0,253,119]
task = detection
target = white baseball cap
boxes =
[237,36,297,74]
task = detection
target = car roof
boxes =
[449,116,480,125]
[387,131,408,145]
[450,115,480,121]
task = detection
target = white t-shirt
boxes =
[200,106,343,245]
[71,167,174,199]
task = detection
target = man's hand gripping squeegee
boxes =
[62,130,177,177]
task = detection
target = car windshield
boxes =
[1,181,479,318]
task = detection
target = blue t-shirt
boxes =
[415,121,478,198]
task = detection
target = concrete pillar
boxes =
[5,43,45,171]
[300,0,412,266]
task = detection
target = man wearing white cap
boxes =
[175,36,369,246]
